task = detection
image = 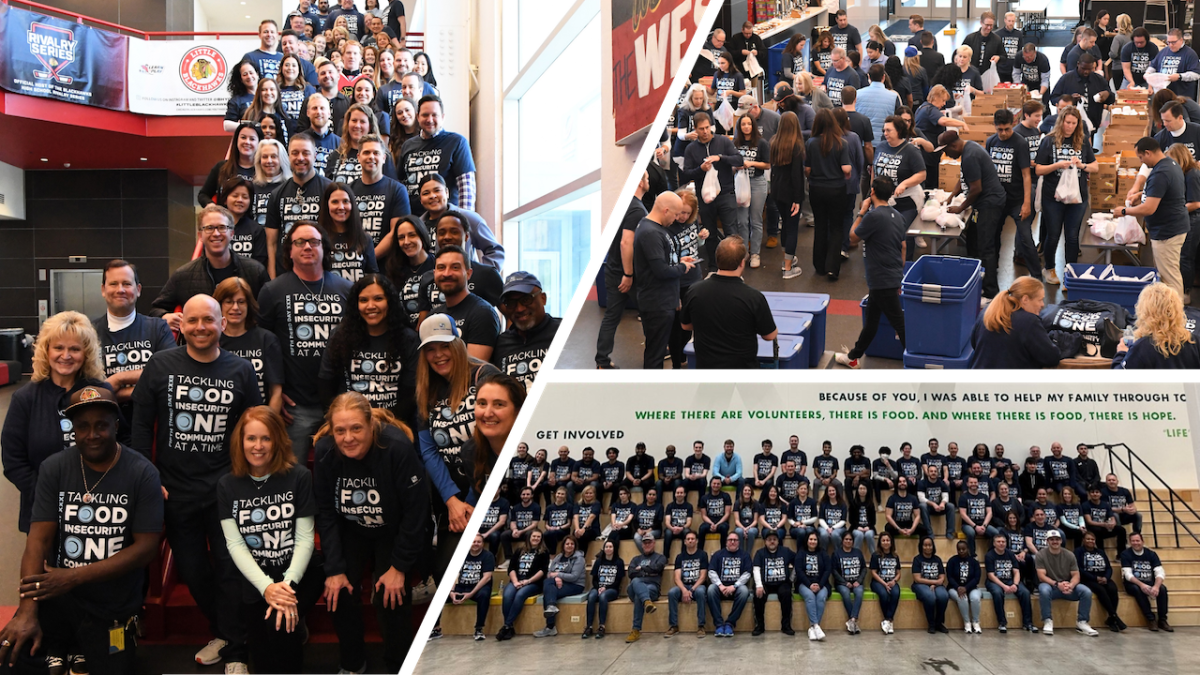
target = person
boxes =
[662,484,694,560]
[984,533,1036,633]
[918,31,946,79]
[760,485,789,544]
[813,442,841,490]
[682,112,745,262]
[583,539,624,639]
[317,181,379,283]
[572,447,602,499]
[573,485,603,551]
[915,85,967,189]
[413,51,438,89]
[214,277,284,413]
[385,216,434,331]
[1075,530,1124,632]
[655,445,684,499]
[864,532,901,634]
[89,260,175,436]
[705,531,752,638]
[969,277,1060,368]
[313,392,428,671]
[939,131,1005,299]
[608,484,636,539]
[264,134,334,276]
[1120,533,1173,632]
[1114,283,1200,367]
[416,194,504,286]
[1035,529,1099,635]
[733,110,771,264]
[1147,29,1200,100]
[987,109,1040,278]
[478,486,509,556]
[884,474,923,541]
[503,486,541,559]
[1033,105,1095,285]
[786,479,817,544]
[594,172,646,369]
[325,100,391,184]
[0,385,161,675]
[992,481,1025,532]
[152,206,271,332]
[301,94,342,175]
[131,295,261,668]
[449,533,495,642]
[624,442,655,494]
[824,48,861,109]
[1121,27,1159,89]
[423,246,500,360]
[491,271,558,388]
[806,109,853,280]
[632,487,663,549]
[781,33,807,83]
[710,51,747,107]
[1050,54,1111,138]
[349,133,409,259]
[770,111,807,279]
[665,530,708,637]
[963,12,1003,74]
[1098,473,1141,536]
[908,536,949,634]
[634,191,696,369]
[828,531,865,634]
[809,30,834,77]
[1012,43,1052,98]
[957,476,996,557]
[726,21,765,78]
[994,13,1023,84]
[200,122,262,206]
[1083,484,1127,553]
[225,60,260,132]
[680,237,776,368]
[217,406,319,672]
[947,539,982,633]
[1164,144,1200,302]
[746,530,794,637]
[683,441,710,496]
[243,78,289,148]
[1117,140,1190,300]
[495,529,548,640]
[948,46,984,101]
[548,446,577,501]
[303,64,351,138]
[624,533,667,643]
[713,440,744,493]
[730,484,761,554]
[817,483,848,552]
[279,54,318,128]
[698,477,732,546]
[220,177,270,268]
[792,530,830,641]
[1044,443,1078,497]
[533,535,585,637]
[253,138,291,227]
[385,0,407,43]
[399,96,476,212]
[388,98,420,159]
[835,177,907,369]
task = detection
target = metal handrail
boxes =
[1099,442,1200,549]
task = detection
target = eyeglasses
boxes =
[199,225,233,233]
[292,237,323,248]
[501,294,537,309]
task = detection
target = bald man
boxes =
[131,294,261,668]
[633,191,696,369]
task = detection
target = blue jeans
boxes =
[699,521,730,546]
[790,526,815,549]
[852,529,876,556]
[919,504,955,538]
[871,580,901,621]
[960,523,999,556]
[627,579,660,630]
[986,581,1033,627]
[502,582,540,626]
[706,584,750,627]
[735,526,759,552]
[741,173,769,254]
[586,588,618,627]
[952,587,982,624]
[468,586,492,629]
[836,583,865,619]
[795,585,829,625]
[1040,196,1086,270]
[818,527,845,552]
[1037,582,1093,622]
[285,403,324,462]
[542,580,584,628]
[667,585,708,627]
[912,583,949,627]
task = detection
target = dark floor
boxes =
[120,643,387,675]
[562,211,1081,370]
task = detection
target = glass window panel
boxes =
[506,190,599,318]
[518,0,576,72]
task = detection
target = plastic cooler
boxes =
[901,256,982,357]
[1062,264,1159,315]
[772,311,813,338]
[761,292,829,366]
[683,335,808,369]
[859,297,905,360]
[903,344,974,369]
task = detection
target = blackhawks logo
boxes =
[179,46,227,94]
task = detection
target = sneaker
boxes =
[783,265,803,280]
[224,663,249,675]
[533,627,557,638]
[847,620,855,634]
[47,657,66,675]
[429,626,443,640]
[972,621,982,634]
[1114,616,1128,631]
[808,626,817,641]
[835,352,861,369]
[625,629,641,643]
[724,623,735,637]
[1159,618,1174,632]
[581,627,594,639]
[963,622,973,634]
[916,236,928,249]
[1023,623,1039,633]
[69,656,88,675]
[543,604,559,618]
[597,626,606,639]
[596,361,620,369]
[697,627,706,638]
[496,625,513,641]
[473,629,485,641]
[998,625,1008,633]
[195,639,227,666]
[1043,619,1054,635]
[782,625,796,636]
[814,624,826,641]
[766,236,779,248]
[752,625,765,636]
[841,250,850,260]
[1044,269,1061,285]
[1076,621,1098,637]
[935,624,949,634]
[852,618,860,634]
[750,254,761,268]
[664,626,679,638]
[644,599,657,614]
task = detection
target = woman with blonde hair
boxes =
[868,24,895,57]
[795,70,833,110]
[1166,144,1200,302]
[904,49,930,102]
[1035,106,1097,284]
[314,391,428,674]
[969,276,1061,369]
[1,311,108,533]
[666,187,705,368]
[1114,283,1200,368]
[218,405,319,672]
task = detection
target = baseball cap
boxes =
[64,385,120,418]
[502,270,543,298]
[642,531,656,541]
[934,129,960,152]
[1046,529,1063,540]
[733,94,757,116]
[418,313,461,349]
[905,45,919,58]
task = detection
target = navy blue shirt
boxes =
[1143,157,1191,239]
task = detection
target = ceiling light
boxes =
[40,158,47,162]
[245,15,251,19]
[140,158,148,161]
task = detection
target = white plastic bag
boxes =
[1055,166,1082,204]
[734,169,752,206]
[935,211,965,230]
[1145,72,1171,92]
[744,53,765,79]
[981,67,1000,94]
[1089,218,1116,241]
[701,168,720,203]
[713,97,736,131]
[920,200,943,222]
[1113,215,1145,245]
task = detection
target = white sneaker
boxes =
[1076,620,1098,636]
[846,620,855,634]
[195,639,227,666]
[886,620,895,635]
[808,626,817,641]
[783,265,803,280]
[964,622,972,634]
[1043,619,1054,635]
[224,663,249,675]
[815,624,826,641]
[972,621,982,634]
[835,352,862,369]
[750,254,761,268]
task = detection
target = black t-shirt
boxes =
[684,454,710,478]
[216,464,315,581]
[633,218,682,313]
[327,228,379,283]
[1035,136,1095,198]
[917,478,949,505]
[220,328,284,402]
[32,445,163,620]
[755,546,794,585]
[870,552,901,583]
[418,264,504,310]
[657,457,682,481]
[829,25,862,52]
[912,554,945,581]
[736,138,771,178]
[491,315,560,389]
[873,141,924,212]
[431,293,501,350]
[326,7,366,38]
[418,362,501,497]
[455,550,496,593]
[832,548,866,584]
[985,549,1019,585]
[667,219,704,288]
[847,111,874,148]
[789,495,816,523]
[394,256,435,330]
[398,131,476,212]
[510,501,541,530]
[130,348,261,501]
[481,495,509,530]
[350,175,410,246]
[820,502,846,525]
[856,205,907,290]
[1013,123,1043,166]
[611,500,636,527]
[813,455,839,479]
[887,492,920,527]
[264,174,334,273]
[318,331,419,418]
[512,549,547,583]
[91,313,176,424]
[986,132,1031,204]
[681,275,776,369]
[1121,42,1160,87]
[676,548,708,586]
[958,491,989,524]
[736,501,763,528]
[635,502,663,530]
[666,501,693,528]
[1142,156,1191,239]
[230,215,269,267]
[1156,124,1200,163]
[256,272,354,407]
[752,453,778,481]
[699,491,731,521]
[608,197,646,274]
[958,140,1005,207]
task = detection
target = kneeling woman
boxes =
[497,530,549,640]
[315,392,430,673]
[911,536,950,634]
[534,535,587,637]
[219,406,321,673]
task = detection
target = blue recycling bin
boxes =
[772,311,813,338]
[859,297,905,360]
[1062,264,1159,316]
[762,292,829,366]
[901,256,982,357]
[767,41,787,91]
[683,335,807,369]
[903,343,974,369]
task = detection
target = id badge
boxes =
[108,625,125,654]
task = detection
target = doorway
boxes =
[50,269,105,320]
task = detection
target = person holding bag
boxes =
[682,113,746,264]
[1035,106,1097,285]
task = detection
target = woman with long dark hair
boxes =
[771,111,806,279]
[215,277,283,412]
[326,103,396,184]
[848,481,877,555]
[711,51,746,106]
[218,176,270,268]
[735,113,771,267]
[832,531,867,634]
[414,51,439,88]
[199,121,262,205]
[384,215,435,330]
[911,536,949,633]
[225,59,260,131]
[781,34,807,82]
[243,77,289,146]
[869,532,902,634]
[351,77,392,141]
[389,97,420,160]
[806,108,852,280]
[319,273,419,422]
[583,539,625,639]
[317,182,379,282]
[811,31,834,77]
[277,54,315,130]
[1035,106,1097,284]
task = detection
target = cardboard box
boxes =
[961,129,991,143]
[1117,88,1149,102]
[964,115,996,127]
[1118,152,1142,169]
[938,160,961,193]
[1103,139,1137,156]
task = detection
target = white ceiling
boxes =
[196,0,296,34]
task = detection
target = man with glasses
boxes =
[962,12,1003,74]
[492,271,559,389]
[256,221,352,460]
[265,133,333,276]
[1148,29,1200,100]
[151,205,269,333]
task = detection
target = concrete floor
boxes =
[415,629,1200,675]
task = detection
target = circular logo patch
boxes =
[251,508,267,524]
[189,387,204,402]
[352,381,369,392]
[432,429,450,448]
[78,505,95,523]
[64,536,84,559]
[360,360,375,374]
[296,324,313,340]
[245,534,263,549]
[60,419,73,433]
[352,490,367,505]
[176,412,194,431]
[179,46,228,94]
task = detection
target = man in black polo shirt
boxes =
[680,237,776,369]
[596,172,648,369]
[428,246,501,361]
[634,192,695,369]
[941,130,1006,299]
[492,271,559,389]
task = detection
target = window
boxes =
[504,190,599,318]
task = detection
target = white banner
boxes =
[524,383,1199,490]
[127,38,260,116]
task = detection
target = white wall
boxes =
[0,161,26,221]
[469,0,502,240]
[524,382,1200,491]
[194,0,209,31]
